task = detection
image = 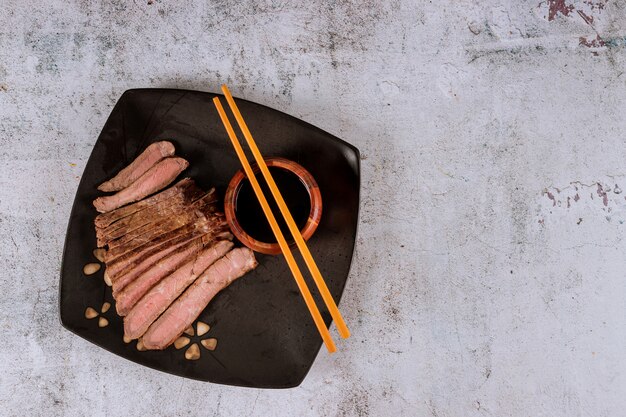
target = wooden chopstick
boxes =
[221,85,351,339]
[213,97,337,353]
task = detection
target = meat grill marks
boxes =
[106,215,229,280]
[109,204,220,251]
[105,190,218,251]
[98,141,175,192]
[105,211,226,264]
[106,205,215,252]
[118,239,234,320]
[102,189,217,249]
[141,248,258,350]
[96,189,204,247]
[99,182,208,234]
[93,157,189,213]
[94,178,196,229]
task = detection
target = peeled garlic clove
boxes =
[84,307,98,319]
[185,343,200,360]
[98,317,109,328]
[103,271,112,286]
[200,338,217,351]
[183,326,194,336]
[174,337,190,349]
[93,248,106,262]
[101,302,111,313]
[83,263,101,275]
[196,321,210,336]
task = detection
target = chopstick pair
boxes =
[213,85,349,353]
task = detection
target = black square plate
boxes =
[59,89,360,388]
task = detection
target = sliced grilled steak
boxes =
[112,205,219,250]
[94,178,196,229]
[99,183,206,234]
[107,219,231,283]
[110,230,206,293]
[93,157,189,213]
[98,141,175,192]
[141,248,257,350]
[118,240,234,320]
[96,186,205,247]
[109,229,233,293]
[114,236,227,315]
[105,212,223,264]
[106,191,219,251]
[111,234,204,295]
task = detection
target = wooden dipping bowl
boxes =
[224,157,322,255]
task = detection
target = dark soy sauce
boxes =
[235,167,311,244]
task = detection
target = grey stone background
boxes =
[1,1,625,416]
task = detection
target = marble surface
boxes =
[1,1,625,415]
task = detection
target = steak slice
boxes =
[93,157,189,213]
[106,191,219,251]
[109,235,201,294]
[113,236,228,315]
[119,240,234,321]
[110,233,205,296]
[109,229,233,293]
[96,185,205,247]
[107,219,231,284]
[94,178,195,229]
[105,212,223,264]
[141,248,257,350]
[98,141,175,192]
